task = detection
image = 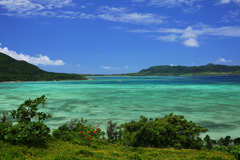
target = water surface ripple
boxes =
[1,76,240,140]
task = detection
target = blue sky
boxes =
[0,0,240,74]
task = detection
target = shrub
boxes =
[203,135,217,150]
[0,95,53,149]
[234,138,240,145]
[230,144,240,160]
[51,129,62,140]
[55,117,106,144]
[105,120,123,143]
[114,113,208,150]
[217,136,233,147]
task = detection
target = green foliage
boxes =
[0,52,87,82]
[204,135,217,150]
[111,113,208,150]
[105,120,123,143]
[211,146,231,153]
[135,63,240,76]
[234,138,240,145]
[0,95,53,149]
[217,136,233,147]
[230,144,240,160]
[51,129,62,140]
[55,117,106,143]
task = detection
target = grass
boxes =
[0,132,236,160]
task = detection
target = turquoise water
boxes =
[0,76,240,141]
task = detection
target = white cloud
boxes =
[170,64,177,66]
[0,0,94,19]
[183,38,199,47]
[98,6,128,13]
[215,58,232,63]
[220,10,239,23]
[149,0,200,7]
[182,5,202,13]
[0,0,74,13]
[0,44,65,66]
[131,0,146,2]
[80,5,86,8]
[100,66,119,69]
[191,63,195,65]
[219,0,240,4]
[128,24,240,47]
[77,64,80,67]
[98,6,166,25]
[157,34,178,42]
[125,66,129,69]
[98,12,165,25]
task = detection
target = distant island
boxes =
[1,52,240,82]
[0,52,87,82]
[111,63,240,76]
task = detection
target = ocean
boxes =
[0,76,240,141]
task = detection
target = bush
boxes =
[203,135,217,150]
[230,144,240,160]
[217,136,233,147]
[113,113,208,150]
[105,120,123,144]
[51,129,62,140]
[234,138,240,145]
[56,117,106,143]
[0,95,53,149]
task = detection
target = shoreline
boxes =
[0,79,89,84]
[1,74,240,83]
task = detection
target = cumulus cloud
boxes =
[215,58,232,63]
[170,64,177,66]
[125,66,129,69]
[0,44,65,66]
[128,24,240,47]
[183,38,199,47]
[100,66,120,69]
[77,64,80,67]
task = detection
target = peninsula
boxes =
[0,52,87,82]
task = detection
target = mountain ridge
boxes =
[0,52,87,82]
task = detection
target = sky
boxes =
[0,0,240,74]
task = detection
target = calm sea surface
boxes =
[0,76,240,140]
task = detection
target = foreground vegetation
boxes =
[0,52,87,82]
[0,95,240,160]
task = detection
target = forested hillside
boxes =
[124,63,240,76]
[0,52,87,82]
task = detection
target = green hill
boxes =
[0,52,87,82]
[123,63,240,76]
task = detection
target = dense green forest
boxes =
[112,63,240,76]
[0,52,87,82]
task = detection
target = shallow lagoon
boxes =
[1,76,240,141]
